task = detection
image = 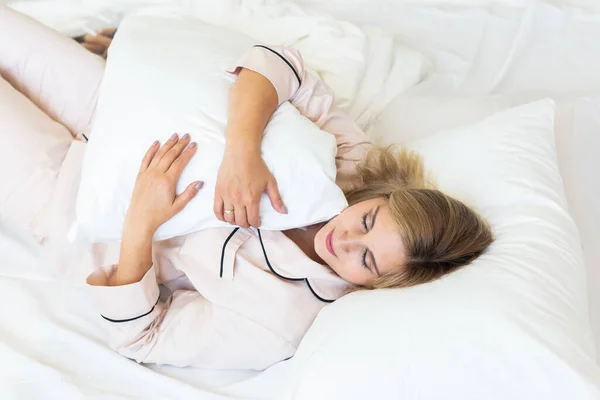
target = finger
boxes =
[214,195,225,222]
[82,42,105,55]
[83,33,112,48]
[265,179,287,214]
[247,199,261,228]
[234,205,250,229]
[223,203,235,225]
[140,140,160,172]
[159,133,191,171]
[150,133,179,167]
[167,141,197,178]
[99,28,117,38]
[173,181,204,214]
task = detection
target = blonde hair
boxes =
[345,146,493,290]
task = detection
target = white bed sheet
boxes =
[2,0,599,398]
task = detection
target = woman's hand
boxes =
[80,28,116,59]
[214,148,286,229]
[124,133,203,236]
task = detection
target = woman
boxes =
[0,8,492,370]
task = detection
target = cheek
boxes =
[333,262,370,286]
[314,218,339,258]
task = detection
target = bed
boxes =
[1,0,599,399]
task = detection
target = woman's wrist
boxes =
[123,205,159,237]
[224,143,262,162]
[122,220,154,245]
[115,223,154,286]
[224,113,264,158]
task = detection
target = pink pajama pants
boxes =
[0,6,105,236]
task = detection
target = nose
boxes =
[338,230,364,255]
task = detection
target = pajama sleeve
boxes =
[86,265,296,370]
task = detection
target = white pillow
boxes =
[75,15,347,242]
[280,100,600,399]
[370,94,513,143]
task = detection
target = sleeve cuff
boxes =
[227,46,301,106]
[86,265,160,322]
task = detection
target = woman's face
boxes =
[314,197,406,286]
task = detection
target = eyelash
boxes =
[361,212,369,270]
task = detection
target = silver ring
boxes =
[224,209,234,215]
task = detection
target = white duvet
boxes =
[2,0,600,399]
[8,0,426,133]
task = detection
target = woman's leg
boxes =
[0,73,73,238]
[0,6,105,136]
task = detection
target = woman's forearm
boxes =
[113,221,154,286]
[225,68,278,157]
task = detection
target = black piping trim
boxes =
[253,45,301,87]
[306,279,335,304]
[220,228,240,278]
[257,229,334,303]
[101,296,160,323]
[257,229,303,282]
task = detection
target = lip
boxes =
[326,230,337,257]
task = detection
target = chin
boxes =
[313,225,323,247]
[313,228,329,262]
[328,263,342,278]
[314,244,329,266]
[317,246,337,272]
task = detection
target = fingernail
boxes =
[152,140,159,147]
[194,181,204,191]
[182,133,190,140]
[281,205,288,214]
[170,133,178,140]
[189,142,196,148]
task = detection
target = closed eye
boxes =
[361,210,372,271]
[361,209,372,270]
[361,212,369,232]
[362,248,369,271]
[361,206,382,276]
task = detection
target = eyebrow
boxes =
[370,206,381,277]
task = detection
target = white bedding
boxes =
[2,0,599,398]
[301,0,600,360]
